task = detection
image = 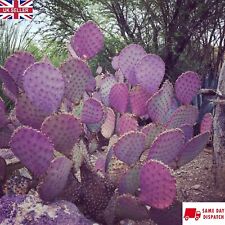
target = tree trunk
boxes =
[213,62,225,191]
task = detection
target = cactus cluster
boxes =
[0,21,212,224]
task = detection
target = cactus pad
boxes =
[101,107,115,138]
[70,21,104,59]
[0,157,6,181]
[0,127,12,148]
[81,98,105,124]
[16,93,49,129]
[180,124,193,142]
[116,194,150,222]
[130,85,151,116]
[135,54,165,94]
[166,105,199,129]
[41,113,83,155]
[10,127,54,177]
[147,129,185,165]
[147,80,173,124]
[60,58,92,103]
[38,156,72,201]
[4,51,35,87]
[139,160,176,209]
[116,113,138,136]
[118,166,140,195]
[175,71,201,104]
[109,83,128,113]
[200,113,213,133]
[141,123,166,149]
[177,132,210,167]
[100,76,117,106]
[0,98,8,129]
[112,56,119,70]
[0,66,18,98]
[23,62,65,113]
[118,44,146,85]
[113,131,146,165]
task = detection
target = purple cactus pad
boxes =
[118,44,146,85]
[38,156,72,201]
[139,160,176,209]
[109,83,129,113]
[175,71,201,104]
[135,54,165,94]
[4,51,35,88]
[200,113,213,133]
[60,59,93,103]
[10,126,54,177]
[70,21,104,59]
[41,113,83,156]
[81,98,105,124]
[113,131,146,165]
[23,62,65,114]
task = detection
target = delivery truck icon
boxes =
[184,208,201,221]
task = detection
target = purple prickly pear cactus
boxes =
[4,51,35,88]
[81,98,105,124]
[200,113,213,133]
[70,21,104,60]
[113,131,146,165]
[23,62,65,113]
[10,127,54,177]
[16,93,50,129]
[41,113,83,156]
[129,85,151,116]
[0,66,19,98]
[147,80,173,124]
[116,113,138,136]
[0,20,213,225]
[135,54,165,94]
[109,83,129,113]
[38,156,72,201]
[139,160,176,209]
[147,129,185,166]
[101,107,115,139]
[175,71,201,104]
[118,44,146,85]
[60,58,93,103]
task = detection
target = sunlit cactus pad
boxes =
[70,21,104,59]
[4,51,35,87]
[23,62,65,113]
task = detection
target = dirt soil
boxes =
[176,147,225,202]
